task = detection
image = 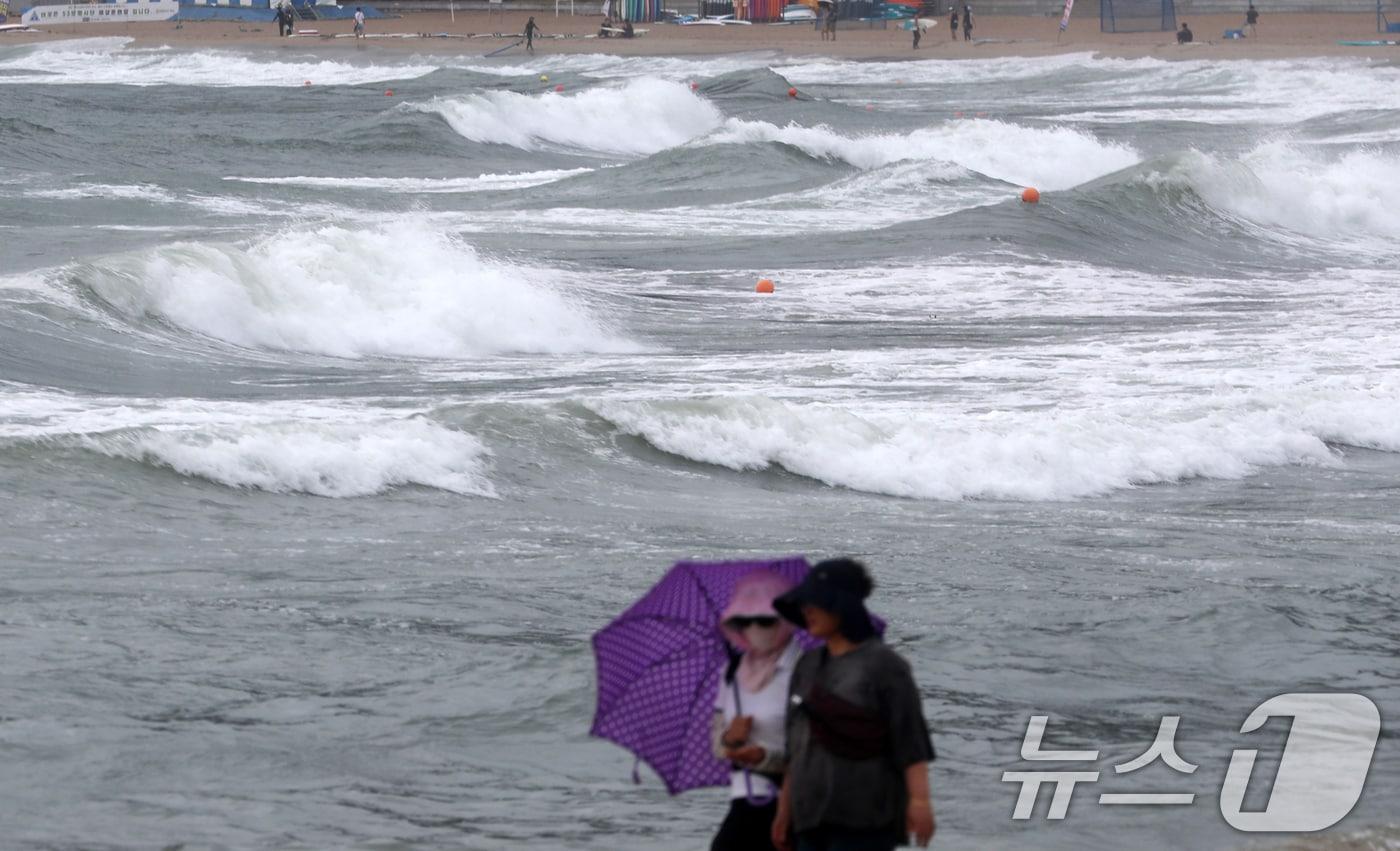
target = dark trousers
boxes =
[795,825,898,851]
[712,798,779,851]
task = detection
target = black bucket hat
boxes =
[774,558,877,642]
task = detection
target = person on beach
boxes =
[770,559,936,851]
[948,5,958,39]
[1177,21,1192,42]
[961,4,972,40]
[352,6,365,37]
[276,0,292,36]
[912,21,921,48]
[1244,2,1258,36]
[825,6,837,41]
[524,15,540,52]
[711,572,801,851]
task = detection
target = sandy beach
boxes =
[5,10,1398,60]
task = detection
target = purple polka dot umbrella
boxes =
[589,557,812,794]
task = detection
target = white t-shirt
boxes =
[714,639,801,800]
[354,10,364,25]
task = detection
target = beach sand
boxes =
[4,10,1399,61]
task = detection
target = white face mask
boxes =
[744,624,783,652]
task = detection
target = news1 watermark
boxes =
[1002,693,1381,831]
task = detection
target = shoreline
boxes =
[3,11,1399,60]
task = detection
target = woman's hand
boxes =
[907,797,935,847]
[724,745,766,766]
[722,715,753,747]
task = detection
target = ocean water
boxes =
[2,37,1398,849]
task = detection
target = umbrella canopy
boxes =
[590,557,811,794]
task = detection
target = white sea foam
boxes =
[71,221,634,358]
[222,169,590,193]
[0,38,435,86]
[27,182,176,202]
[83,418,497,498]
[707,117,1139,187]
[587,392,1400,502]
[780,55,1400,124]
[1163,143,1400,239]
[413,78,724,156]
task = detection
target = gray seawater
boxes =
[2,37,1399,849]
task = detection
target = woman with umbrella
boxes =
[711,572,802,851]
[769,559,935,851]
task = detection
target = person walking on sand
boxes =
[769,559,936,851]
[1177,21,1192,42]
[711,572,801,851]
[524,15,541,53]
[912,21,921,48]
[352,6,365,37]
[825,5,837,41]
[948,5,957,39]
[961,3,973,40]
[1244,2,1258,37]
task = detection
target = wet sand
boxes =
[4,10,1398,61]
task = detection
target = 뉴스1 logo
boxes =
[1001,692,1381,831]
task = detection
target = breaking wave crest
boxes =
[587,394,1400,501]
[80,418,497,498]
[58,221,635,358]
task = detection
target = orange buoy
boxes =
[690,81,700,91]
[303,80,312,86]
[953,110,963,118]
[555,83,565,92]
[787,87,797,98]
[384,89,394,96]
[1021,187,1040,204]
[976,111,988,118]
[755,278,775,294]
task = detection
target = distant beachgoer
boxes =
[825,6,837,40]
[599,15,612,36]
[961,3,972,40]
[524,15,540,52]
[949,5,958,38]
[277,1,292,36]
[710,572,800,851]
[1245,2,1258,36]
[353,6,365,37]
[912,21,921,48]
[622,19,634,37]
[769,559,936,851]
[1177,21,1192,42]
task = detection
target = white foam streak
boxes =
[222,169,590,193]
[0,39,435,86]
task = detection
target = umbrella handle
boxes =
[744,769,776,806]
